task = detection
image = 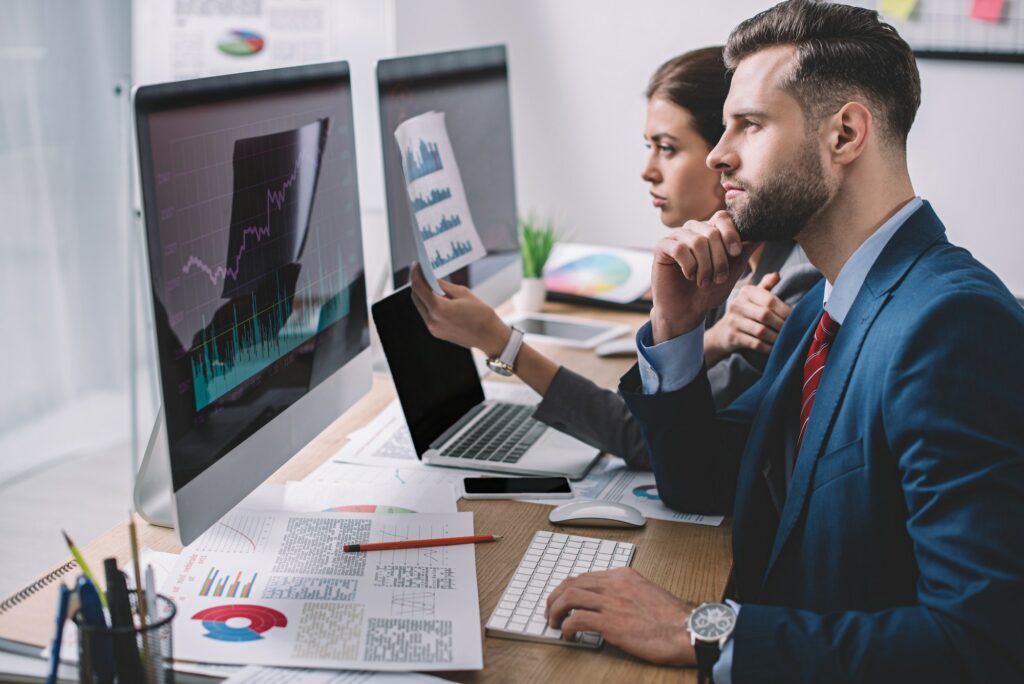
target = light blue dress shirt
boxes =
[635,198,923,683]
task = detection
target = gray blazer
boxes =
[532,241,821,469]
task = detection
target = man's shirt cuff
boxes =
[636,320,705,394]
[711,600,741,684]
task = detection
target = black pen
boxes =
[104,559,144,683]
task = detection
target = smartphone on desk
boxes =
[462,476,573,499]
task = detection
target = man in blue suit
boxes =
[544,2,1024,681]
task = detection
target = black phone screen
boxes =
[463,477,572,495]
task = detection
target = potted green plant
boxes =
[513,216,558,312]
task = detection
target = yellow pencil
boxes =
[129,512,153,684]
[128,514,148,625]
[61,530,107,608]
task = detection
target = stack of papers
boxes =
[165,509,482,672]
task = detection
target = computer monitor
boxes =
[377,45,521,305]
[133,62,371,546]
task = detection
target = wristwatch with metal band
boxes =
[486,326,524,376]
[688,602,737,682]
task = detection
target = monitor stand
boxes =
[133,407,175,529]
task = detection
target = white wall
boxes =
[391,0,1024,295]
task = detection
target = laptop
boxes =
[372,288,600,479]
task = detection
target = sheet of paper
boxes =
[971,0,1004,23]
[307,458,489,499]
[1,649,78,682]
[281,481,458,514]
[223,665,451,683]
[879,0,918,21]
[520,455,724,526]
[394,111,486,280]
[238,481,458,515]
[165,510,481,671]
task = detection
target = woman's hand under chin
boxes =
[408,263,512,358]
[703,271,792,366]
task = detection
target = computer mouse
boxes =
[594,337,637,358]
[548,500,646,528]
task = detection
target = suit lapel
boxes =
[731,313,815,596]
[759,202,947,585]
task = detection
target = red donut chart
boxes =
[193,604,287,642]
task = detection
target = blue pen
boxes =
[45,583,72,684]
[77,575,114,684]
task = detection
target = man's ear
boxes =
[827,102,872,166]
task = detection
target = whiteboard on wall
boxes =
[846,0,1024,62]
[131,0,394,210]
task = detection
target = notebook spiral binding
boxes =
[0,559,78,614]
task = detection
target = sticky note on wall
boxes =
[971,0,1005,23]
[880,0,918,21]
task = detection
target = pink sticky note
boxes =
[971,0,1004,23]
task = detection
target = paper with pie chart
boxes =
[394,111,486,286]
[164,510,482,671]
[518,454,724,526]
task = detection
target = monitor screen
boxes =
[378,45,520,300]
[135,63,369,497]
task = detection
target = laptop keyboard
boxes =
[440,403,545,463]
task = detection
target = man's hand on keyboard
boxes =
[544,567,697,666]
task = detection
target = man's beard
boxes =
[726,137,832,242]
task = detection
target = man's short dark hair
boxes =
[724,0,921,150]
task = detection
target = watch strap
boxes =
[694,640,721,683]
[498,326,525,369]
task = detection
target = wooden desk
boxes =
[0,303,732,682]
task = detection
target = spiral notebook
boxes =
[0,558,80,656]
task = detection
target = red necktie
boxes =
[797,311,841,453]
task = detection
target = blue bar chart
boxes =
[419,214,462,241]
[403,139,443,182]
[411,187,452,211]
[431,240,474,270]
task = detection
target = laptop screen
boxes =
[372,287,485,455]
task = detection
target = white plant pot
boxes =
[512,277,547,313]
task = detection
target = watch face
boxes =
[486,359,513,376]
[689,603,736,640]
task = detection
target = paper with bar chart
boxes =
[393,111,486,281]
[165,510,482,671]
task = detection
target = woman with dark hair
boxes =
[409,46,819,467]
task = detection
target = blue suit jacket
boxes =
[620,204,1024,682]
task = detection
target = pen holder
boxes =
[74,590,177,684]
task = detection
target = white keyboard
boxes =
[485,530,635,647]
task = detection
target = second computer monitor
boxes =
[377,45,521,305]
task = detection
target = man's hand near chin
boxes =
[650,210,759,344]
[545,567,697,666]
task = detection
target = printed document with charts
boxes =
[163,510,482,671]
